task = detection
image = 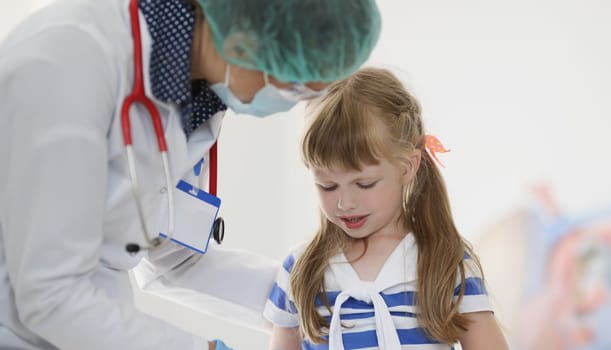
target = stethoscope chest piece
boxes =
[213,217,225,244]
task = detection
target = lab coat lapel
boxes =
[183,111,225,183]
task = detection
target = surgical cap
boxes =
[196,0,381,83]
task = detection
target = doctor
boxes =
[0,0,381,349]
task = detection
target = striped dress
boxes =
[263,233,492,350]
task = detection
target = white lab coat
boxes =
[0,0,278,349]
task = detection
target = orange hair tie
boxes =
[425,134,450,168]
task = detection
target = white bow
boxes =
[328,289,402,350]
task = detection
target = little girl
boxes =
[263,67,509,350]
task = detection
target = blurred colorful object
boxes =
[476,186,611,350]
[424,134,450,168]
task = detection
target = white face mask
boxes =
[209,65,301,117]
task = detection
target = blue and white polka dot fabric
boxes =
[139,0,226,137]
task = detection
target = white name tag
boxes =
[159,179,221,254]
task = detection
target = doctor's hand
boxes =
[210,339,233,350]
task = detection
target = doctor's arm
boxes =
[458,311,509,350]
[134,241,280,332]
[1,28,210,349]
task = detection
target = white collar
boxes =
[327,233,417,350]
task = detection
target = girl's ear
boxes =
[399,149,421,185]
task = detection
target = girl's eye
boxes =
[357,182,377,189]
[317,184,338,192]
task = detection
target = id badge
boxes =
[159,158,221,254]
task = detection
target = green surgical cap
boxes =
[196,0,381,83]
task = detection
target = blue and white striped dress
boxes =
[263,233,492,350]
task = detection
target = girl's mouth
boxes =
[340,215,368,229]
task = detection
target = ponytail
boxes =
[409,150,479,343]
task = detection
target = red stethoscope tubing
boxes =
[122,0,218,194]
[209,142,218,196]
[121,0,219,252]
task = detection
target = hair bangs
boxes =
[302,92,392,171]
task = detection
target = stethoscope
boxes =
[122,0,224,254]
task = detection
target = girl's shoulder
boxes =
[279,241,310,274]
[461,251,485,279]
[455,252,491,312]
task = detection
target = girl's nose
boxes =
[337,195,357,211]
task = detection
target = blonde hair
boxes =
[290,67,482,344]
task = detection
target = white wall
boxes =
[218,0,611,259]
[3,0,611,348]
[217,1,611,347]
[219,0,611,257]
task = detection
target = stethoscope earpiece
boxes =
[125,236,162,255]
[125,243,141,255]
